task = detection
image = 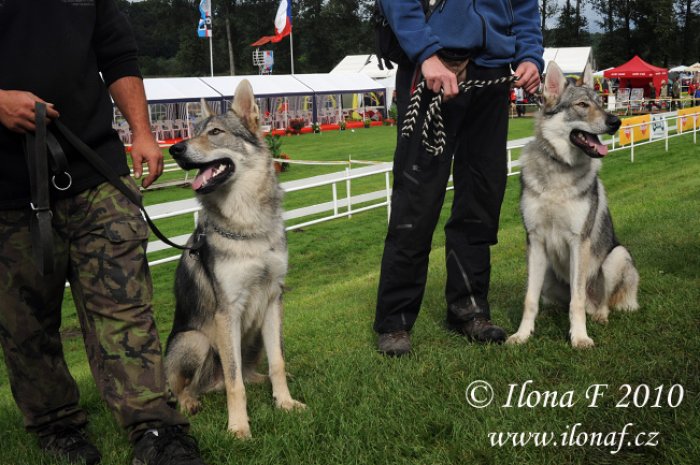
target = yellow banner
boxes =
[619,115,651,146]
[678,107,700,133]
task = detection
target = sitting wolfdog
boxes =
[507,62,639,349]
[165,80,305,439]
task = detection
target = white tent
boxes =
[143,77,221,103]
[200,75,313,98]
[139,73,387,130]
[543,47,595,84]
[669,65,690,73]
[331,54,397,80]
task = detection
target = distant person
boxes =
[672,79,681,110]
[515,86,526,117]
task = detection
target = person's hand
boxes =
[514,61,541,94]
[0,90,59,133]
[129,134,163,188]
[421,55,459,101]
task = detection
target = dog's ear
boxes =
[230,79,260,135]
[543,61,567,107]
[200,98,214,118]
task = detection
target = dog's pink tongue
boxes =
[586,133,608,156]
[192,166,216,191]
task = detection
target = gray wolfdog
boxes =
[165,80,305,439]
[507,62,639,349]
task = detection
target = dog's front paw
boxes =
[178,395,202,415]
[590,312,609,324]
[276,398,307,411]
[228,425,252,440]
[506,332,530,345]
[570,335,595,349]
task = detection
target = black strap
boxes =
[25,103,55,275]
[50,118,202,253]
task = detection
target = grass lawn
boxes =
[1,118,699,464]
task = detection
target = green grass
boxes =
[1,118,699,464]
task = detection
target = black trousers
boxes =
[374,61,511,334]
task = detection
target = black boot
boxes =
[39,427,102,465]
[446,302,507,344]
[132,426,207,465]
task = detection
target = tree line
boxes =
[118,0,700,77]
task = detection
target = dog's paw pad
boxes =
[571,336,595,349]
[277,399,307,411]
[229,427,252,440]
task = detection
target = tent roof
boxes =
[293,73,385,94]
[201,75,313,98]
[603,55,668,79]
[143,77,221,103]
[331,54,397,79]
[543,47,592,75]
[142,73,388,103]
[687,62,700,72]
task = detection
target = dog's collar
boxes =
[207,220,261,240]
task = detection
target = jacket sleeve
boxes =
[93,0,142,87]
[511,0,544,73]
[380,0,441,65]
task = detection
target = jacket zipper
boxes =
[472,0,487,51]
[507,0,514,36]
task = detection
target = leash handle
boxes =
[401,74,519,157]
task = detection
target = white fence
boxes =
[146,111,699,267]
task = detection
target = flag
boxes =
[251,0,292,46]
[197,0,212,38]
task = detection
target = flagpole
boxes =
[209,0,214,76]
[209,35,214,77]
[289,31,295,75]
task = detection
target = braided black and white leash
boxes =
[401,74,520,157]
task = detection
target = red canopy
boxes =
[604,55,668,96]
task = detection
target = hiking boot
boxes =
[447,316,507,343]
[39,427,101,465]
[377,330,411,356]
[132,426,207,465]
[446,302,507,344]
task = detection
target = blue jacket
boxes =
[380,0,544,73]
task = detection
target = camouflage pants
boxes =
[0,177,187,442]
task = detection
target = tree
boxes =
[539,0,559,46]
[552,0,589,47]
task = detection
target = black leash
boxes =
[25,103,54,275]
[26,103,202,274]
[401,74,519,157]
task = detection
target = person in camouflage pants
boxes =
[0,176,187,441]
[0,1,209,463]
[0,176,193,445]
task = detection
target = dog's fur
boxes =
[164,80,305,438]
[507,62,639,349]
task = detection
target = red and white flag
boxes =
[251,0,292,46]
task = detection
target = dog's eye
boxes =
[208,128,224,136]
[576,102,589,108]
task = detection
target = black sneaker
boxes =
[39,427,101,465]
[132,426,207,465]
[377,330,412,356]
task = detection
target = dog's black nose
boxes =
[169,142,187,159]
[606,114,621,132]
